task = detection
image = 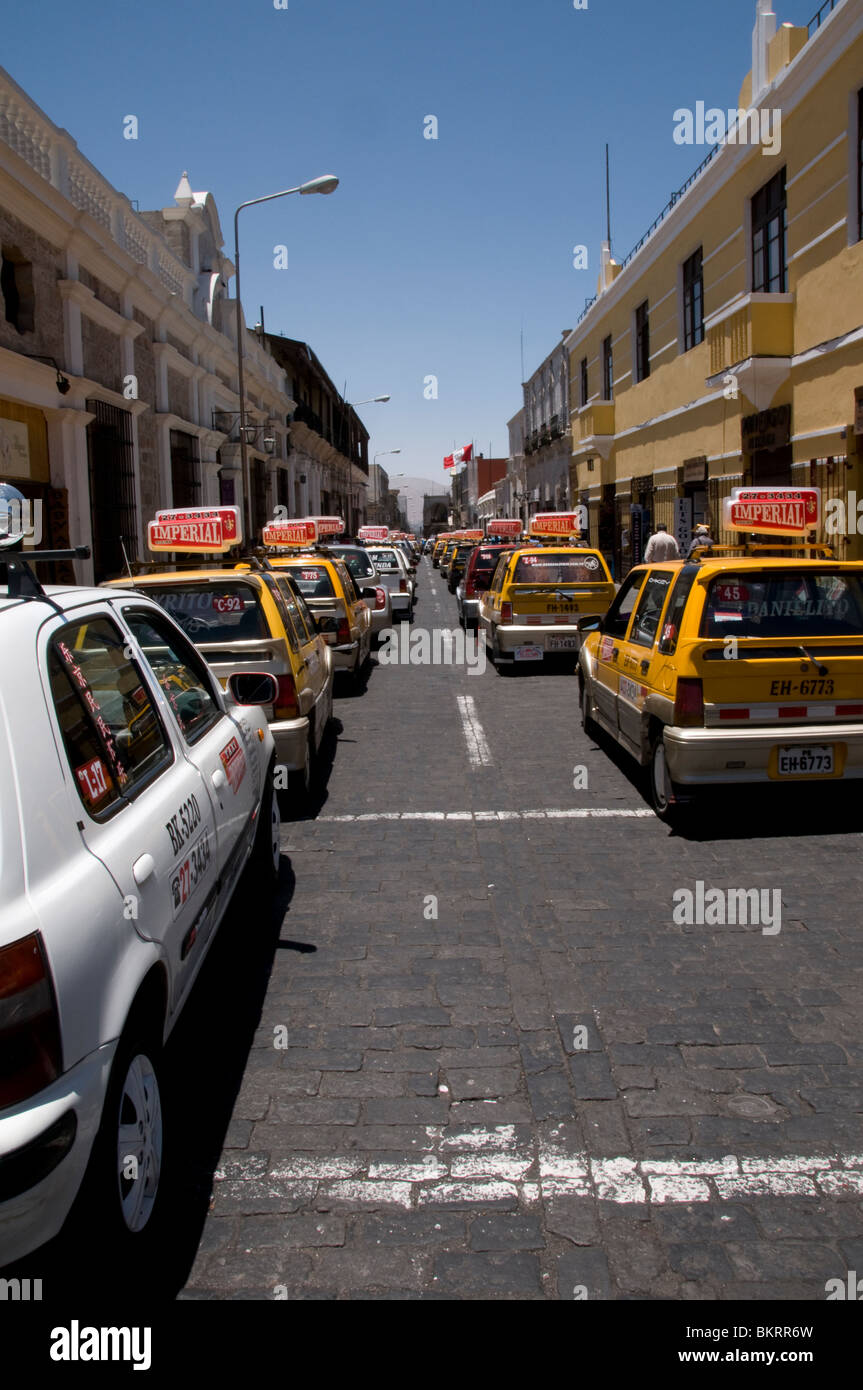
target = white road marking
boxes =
[456,694,492,767]
[317,807,654,823]
[215,1137,863,1208]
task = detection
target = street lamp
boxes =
[234,174,339,538]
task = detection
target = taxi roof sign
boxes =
[148,507,240,553]
[262,519,318,547]
[358,525,389,541]
[486,518,522,537]
[308,515,344,537]
[529,510,585,537]
[722,487,820,536]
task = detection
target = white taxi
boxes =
[0,550,278,1267]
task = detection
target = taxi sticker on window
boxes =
[301,570,321,582]
[599,635,615,662]
[170,829,213,919]
[219,736,247,793]
[714,582,749,605]
[74,755,112,809]
[213,594,243,614]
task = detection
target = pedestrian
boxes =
[686,522,716,557]
[643,523,680,562]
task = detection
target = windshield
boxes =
[145,581,268,641]
[367,549,401,572]
[512,553,608,584]
[702,570,863,638]
[282,563,336,598]
[329,548,376,580]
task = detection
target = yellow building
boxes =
[567,0,863,577]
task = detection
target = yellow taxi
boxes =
[432,535,453,568]
[478,533,616,670]
[264,524,372,685]
[578,536,863,821]
[107,562,333,800]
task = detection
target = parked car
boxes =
[364,545,414,620]
[0,570,278,1267]
[106,565,333,802]
[325,544,392,640]
[478,545,615,670]
[269,551,373,686]
[457,544,515,629]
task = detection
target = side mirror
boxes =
[576,615,603,635]
[227,671,278,705]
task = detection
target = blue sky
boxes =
[4,0,819,490]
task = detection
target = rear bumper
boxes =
[664,721,863,785]
[369,607,391,635]
[495,623,584,656]
[0,1044,115,1266]
[269,715,311,771]
[461,598,480,627]
[390,594,411,616]
[332,641,359,672]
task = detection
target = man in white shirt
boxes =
[643,523,680,563]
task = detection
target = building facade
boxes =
[566,0,863,578]
[523,331,573,513]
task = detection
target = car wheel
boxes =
[250,762,281,883]
[78,1016,165,1260]
[288,728,313,803]
[649,730,684,823]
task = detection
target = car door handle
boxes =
[640,659,650,674]
[212,768,227,791]
[297,660,308,671]
[132,853,155,886]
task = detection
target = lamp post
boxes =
[234,174,338,539]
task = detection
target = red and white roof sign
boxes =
[308,515,344,536]
[358,525,389,541]
[722,487,820,535]
[148,508,239,553]
[262,519,317,547]
[529,512,582,536]
[155,505,242,546]
[486,518,522,536]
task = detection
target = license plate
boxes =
[776,745,834,776]
[548,636,578,650]
[514,645,543,662]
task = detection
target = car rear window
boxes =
[367,549,401,572]
[702,571,863,638]
[283,564,336,598]
[145,582,269,642]
[512,553,608,584]
[330,549,376,580]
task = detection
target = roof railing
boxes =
[808,0,839,37]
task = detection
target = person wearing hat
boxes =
[686,522,716,558]
[643,523,680,562]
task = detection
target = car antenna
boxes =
[120,537,133,578]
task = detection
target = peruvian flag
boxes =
[444,443,473,470]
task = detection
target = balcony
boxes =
[571,401,615,462]
[705,292,794,410]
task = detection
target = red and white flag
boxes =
[443,443,473,470]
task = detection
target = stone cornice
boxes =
[58,279,145,338]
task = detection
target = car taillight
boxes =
[374,587,387,610]
[274,673,300,719]
[501,601,513,624]
[674,677,704,727]
[0,933,62,1108]
[337,617,351,643]
[399,578,408,593]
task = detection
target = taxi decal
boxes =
[219,736,247,793]
[56,640,129,790]
[619,676,647,703]
[599,635,615,662]
[74,755,112,810]
[165,792,203,855]
[170,828,213,920]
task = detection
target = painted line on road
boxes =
[216,1135,863,1209]
[317,807,654,822]
[456,694,492,767]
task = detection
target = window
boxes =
[629,572,674,648]
[49,616,171,817]
[635,301,650,383]
[751,168,787,293]
[601,570,645,639]
[602,336,613,401]
[286,562,336,598]
[169,430,200,507]
[701,571,863,639]
[657,567,698,654]
[272,576,314,642]
[580,357,588,407]
[124,608,222,744]
[146,580,269,643]
[682,248,704,350]
[513,553,607,585]
[0,248,34,334]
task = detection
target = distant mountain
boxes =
[387,475,448,530]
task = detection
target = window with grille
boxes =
[683,247,704,350]
[253,459,269,532]
[602,336,613,401]
[635,301,650,383]
[86,399,137,582]
[751,169,787,293]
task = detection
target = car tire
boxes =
[250,761,281,884]
[649,729,685,823]
[75,1011,166,1265]
[288,726,314,804]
